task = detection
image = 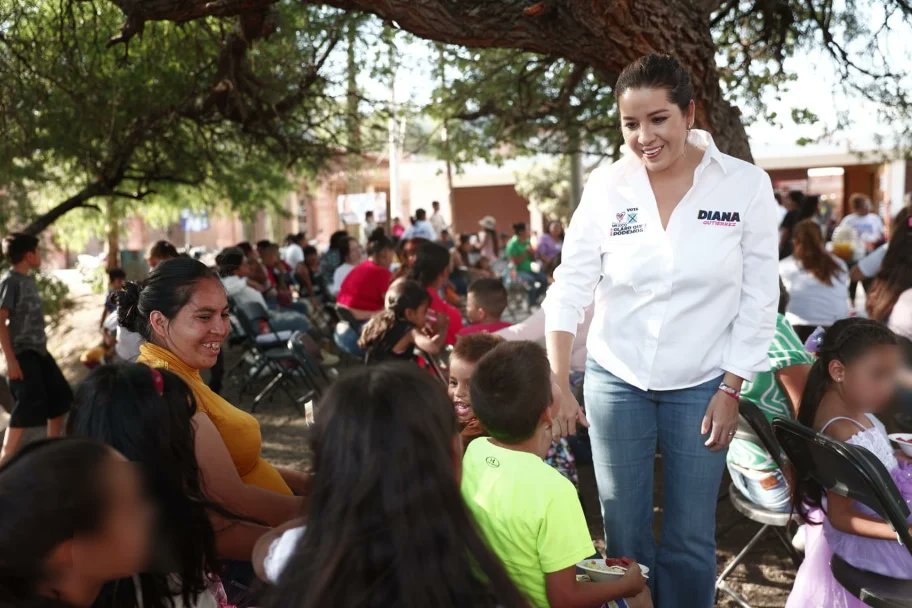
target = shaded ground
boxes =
[7,291,795,607]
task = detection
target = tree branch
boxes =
[22,183,107,236]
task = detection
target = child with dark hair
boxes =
[451,333,579,481]
[464,341,649,608]
[0,438,152,608]
[449,333,504,449]
[68,363,265,607]
[261,363,528,608]
[358,279,441,364]
[409,241,463,344]
[459,278,511,336]
[787,318,912,607]
[0,233,72,461]
[99,268,127,329]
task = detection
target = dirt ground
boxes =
[3,291,795,607]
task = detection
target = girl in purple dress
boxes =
[788,318,912,608]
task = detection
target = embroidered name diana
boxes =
[697,209,741,227]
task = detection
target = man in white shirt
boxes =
[402,208,437,241]
[282,233,306,271]
[361,211,378,244]
[429,200,449,238]
[838,194,885,250]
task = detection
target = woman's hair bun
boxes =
[116,281,144,333]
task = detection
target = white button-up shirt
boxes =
[544,130,779,390]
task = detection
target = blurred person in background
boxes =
[779,219,849,342]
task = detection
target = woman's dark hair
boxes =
[328,230,351,259]
[408,241,451,287]
[787,190,805,209]
[367,235,394,258]
[778,277,790,315]
[67,364,220,608]
[798,194,820,221]
[148,240,179,262]
[0,438,117,607]
[117,257,221,341]
[236,241,253,256]
[792,318,897,520]
[792,219,844,285]
[358,279,430,351]
[547,221,565,240]
[867,206,912,322]
[215,246,245,278]
[615,53,693,112]
[264,364,528,608]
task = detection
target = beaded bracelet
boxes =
[718,382,740,401]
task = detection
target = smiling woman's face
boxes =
[149,278,230,370]
[618,87,694,173]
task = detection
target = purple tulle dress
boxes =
[787,414,912,608]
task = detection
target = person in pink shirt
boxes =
[458,278,511,337]
[409,241,463,345]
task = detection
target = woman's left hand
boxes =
[701,391,739,451]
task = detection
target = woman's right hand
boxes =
[552,382,589,440]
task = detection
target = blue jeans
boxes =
[727,465,790,512]
[584,361,726,608]
[268,310,312,334]
[517,270,547,307]
[334,320,365,357]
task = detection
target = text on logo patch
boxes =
[697,209,741,227]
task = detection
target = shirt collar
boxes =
[620,128,728,177]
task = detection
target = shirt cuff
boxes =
[544,307,581,337]
[721,363,757,383]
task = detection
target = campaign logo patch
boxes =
[611,207,645,236]
[698,209,741,227]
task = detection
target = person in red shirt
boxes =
[337,235,395,321]
[409,241,463,345]
[457,278,511,337]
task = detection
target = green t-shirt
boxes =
[461,438,594,608]
[727,314,814,472]
[506,236,534,272]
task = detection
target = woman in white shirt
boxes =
[867,206,912,339]
[779,219,850,341]
[544,54,778,608]
[330,237,363,296]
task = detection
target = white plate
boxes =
[889,433,912,457]
[576,559,650,582]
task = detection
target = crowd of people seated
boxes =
[0,186,910,608]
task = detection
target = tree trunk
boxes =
[22,183,107,236]
[105,0,752,160]
[105,198,121,270]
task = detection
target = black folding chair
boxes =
[233,302,315,414]
[287,330,328,400]
[773,418,912,607]
[716,400,802,608]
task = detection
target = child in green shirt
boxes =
[462,340,650,608]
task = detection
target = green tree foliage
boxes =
[418,1,911,166]
[513,156,573,222]
[0,0,352,237]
